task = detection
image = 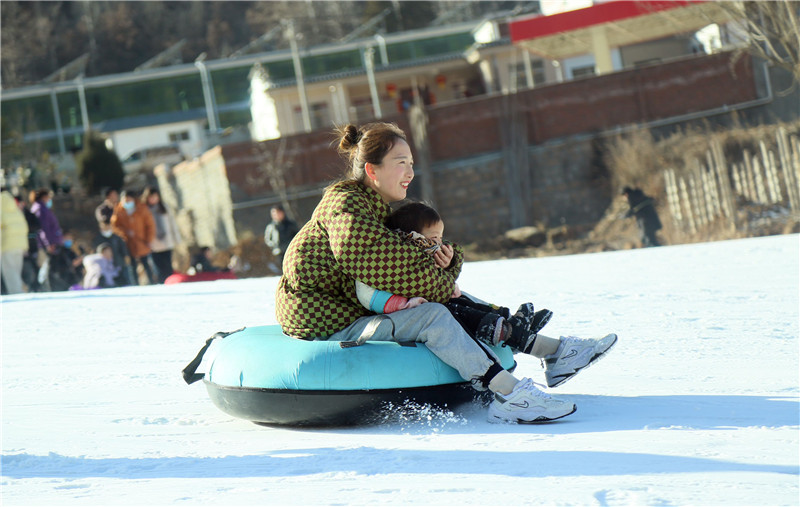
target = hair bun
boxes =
[345,125,361,145]
[337,124,362,153]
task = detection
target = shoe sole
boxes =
[488,403,577,424]
[546,333,618,388]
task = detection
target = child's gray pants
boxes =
[326,302,501,390]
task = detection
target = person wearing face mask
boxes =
[43,231,84,292]
[92,221,134,287]
[29,188,75,291]
[111,189,157,285]
[29,188,63,255]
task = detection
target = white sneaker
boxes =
[487,378,577,424]
[544,334,618,388]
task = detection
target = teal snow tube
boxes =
[191,325,516,426]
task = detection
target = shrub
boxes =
[76,131,124,195]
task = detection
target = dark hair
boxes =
[34,188,52,202]
[142,186,166,214]
[122,188,139,200]
[102,187,119,198]
[386,202,442,234]
[334,122,407,182]
[96,242,112,254]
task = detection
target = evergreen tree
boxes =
[76,130,125,195]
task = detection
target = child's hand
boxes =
[400,297,428,310]
[433,243,454,268]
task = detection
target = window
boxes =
[510,60,547,90]
[571,65,596,79]
[169,130,190,142]
[310,103,330,130]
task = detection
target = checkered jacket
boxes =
[276,180,463,339]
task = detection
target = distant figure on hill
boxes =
[622,186,662,247]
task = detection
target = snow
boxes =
[2,234,798,506]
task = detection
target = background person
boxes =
[143,186,181,283]
[30,188,63,255]
[17,193,41,291]
[622,186,662,247]
[92,222,133,287]
[111,189,157,285]
[190,246,225,274]
[95,187,119,226]
[1,188,28,294]
[264,204,298,273]
[81,243,120,289]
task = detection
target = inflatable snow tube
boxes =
[164,271,237,285]
[189,325,516,426]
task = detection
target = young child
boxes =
[92,221,134,287]
[355,202,552,354]
[82,243,120,289]
[190,246,225,274]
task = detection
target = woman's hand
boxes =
[433,243,454,268]
[451,283,461,299]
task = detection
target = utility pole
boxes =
[285,20,312,133]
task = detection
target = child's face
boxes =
[420,220,444,245]
[102,248,113,260]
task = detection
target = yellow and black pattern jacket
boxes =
[276,180,464,339]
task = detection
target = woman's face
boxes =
[366,139,414,203]
[147,193,160,205]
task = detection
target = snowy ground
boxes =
[2,234,798,506]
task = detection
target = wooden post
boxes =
[711,139,735,227]
[743,149,758,204]
[679,177,696,234]
[776,128,797,211]
[664,169,683,231]
[760,140,781,204]
[752,154,768,204]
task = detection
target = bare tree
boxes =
[721,1,800,91]
[248,139,298,221]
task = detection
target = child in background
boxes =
[92,222,134,287]
[355,202,552,354]
[82,243,120,289]
[190,246,225,274]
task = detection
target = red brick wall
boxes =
[427,52,757,160]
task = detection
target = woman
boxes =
[143,186,181,283]
[276,122,616,424]
[111,189,157,285]
[29,188,63,255]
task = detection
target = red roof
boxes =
[510,1,702,42]
[508,0,731,60]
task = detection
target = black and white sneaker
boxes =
[544,334,618,388]
[488,378,577,424]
